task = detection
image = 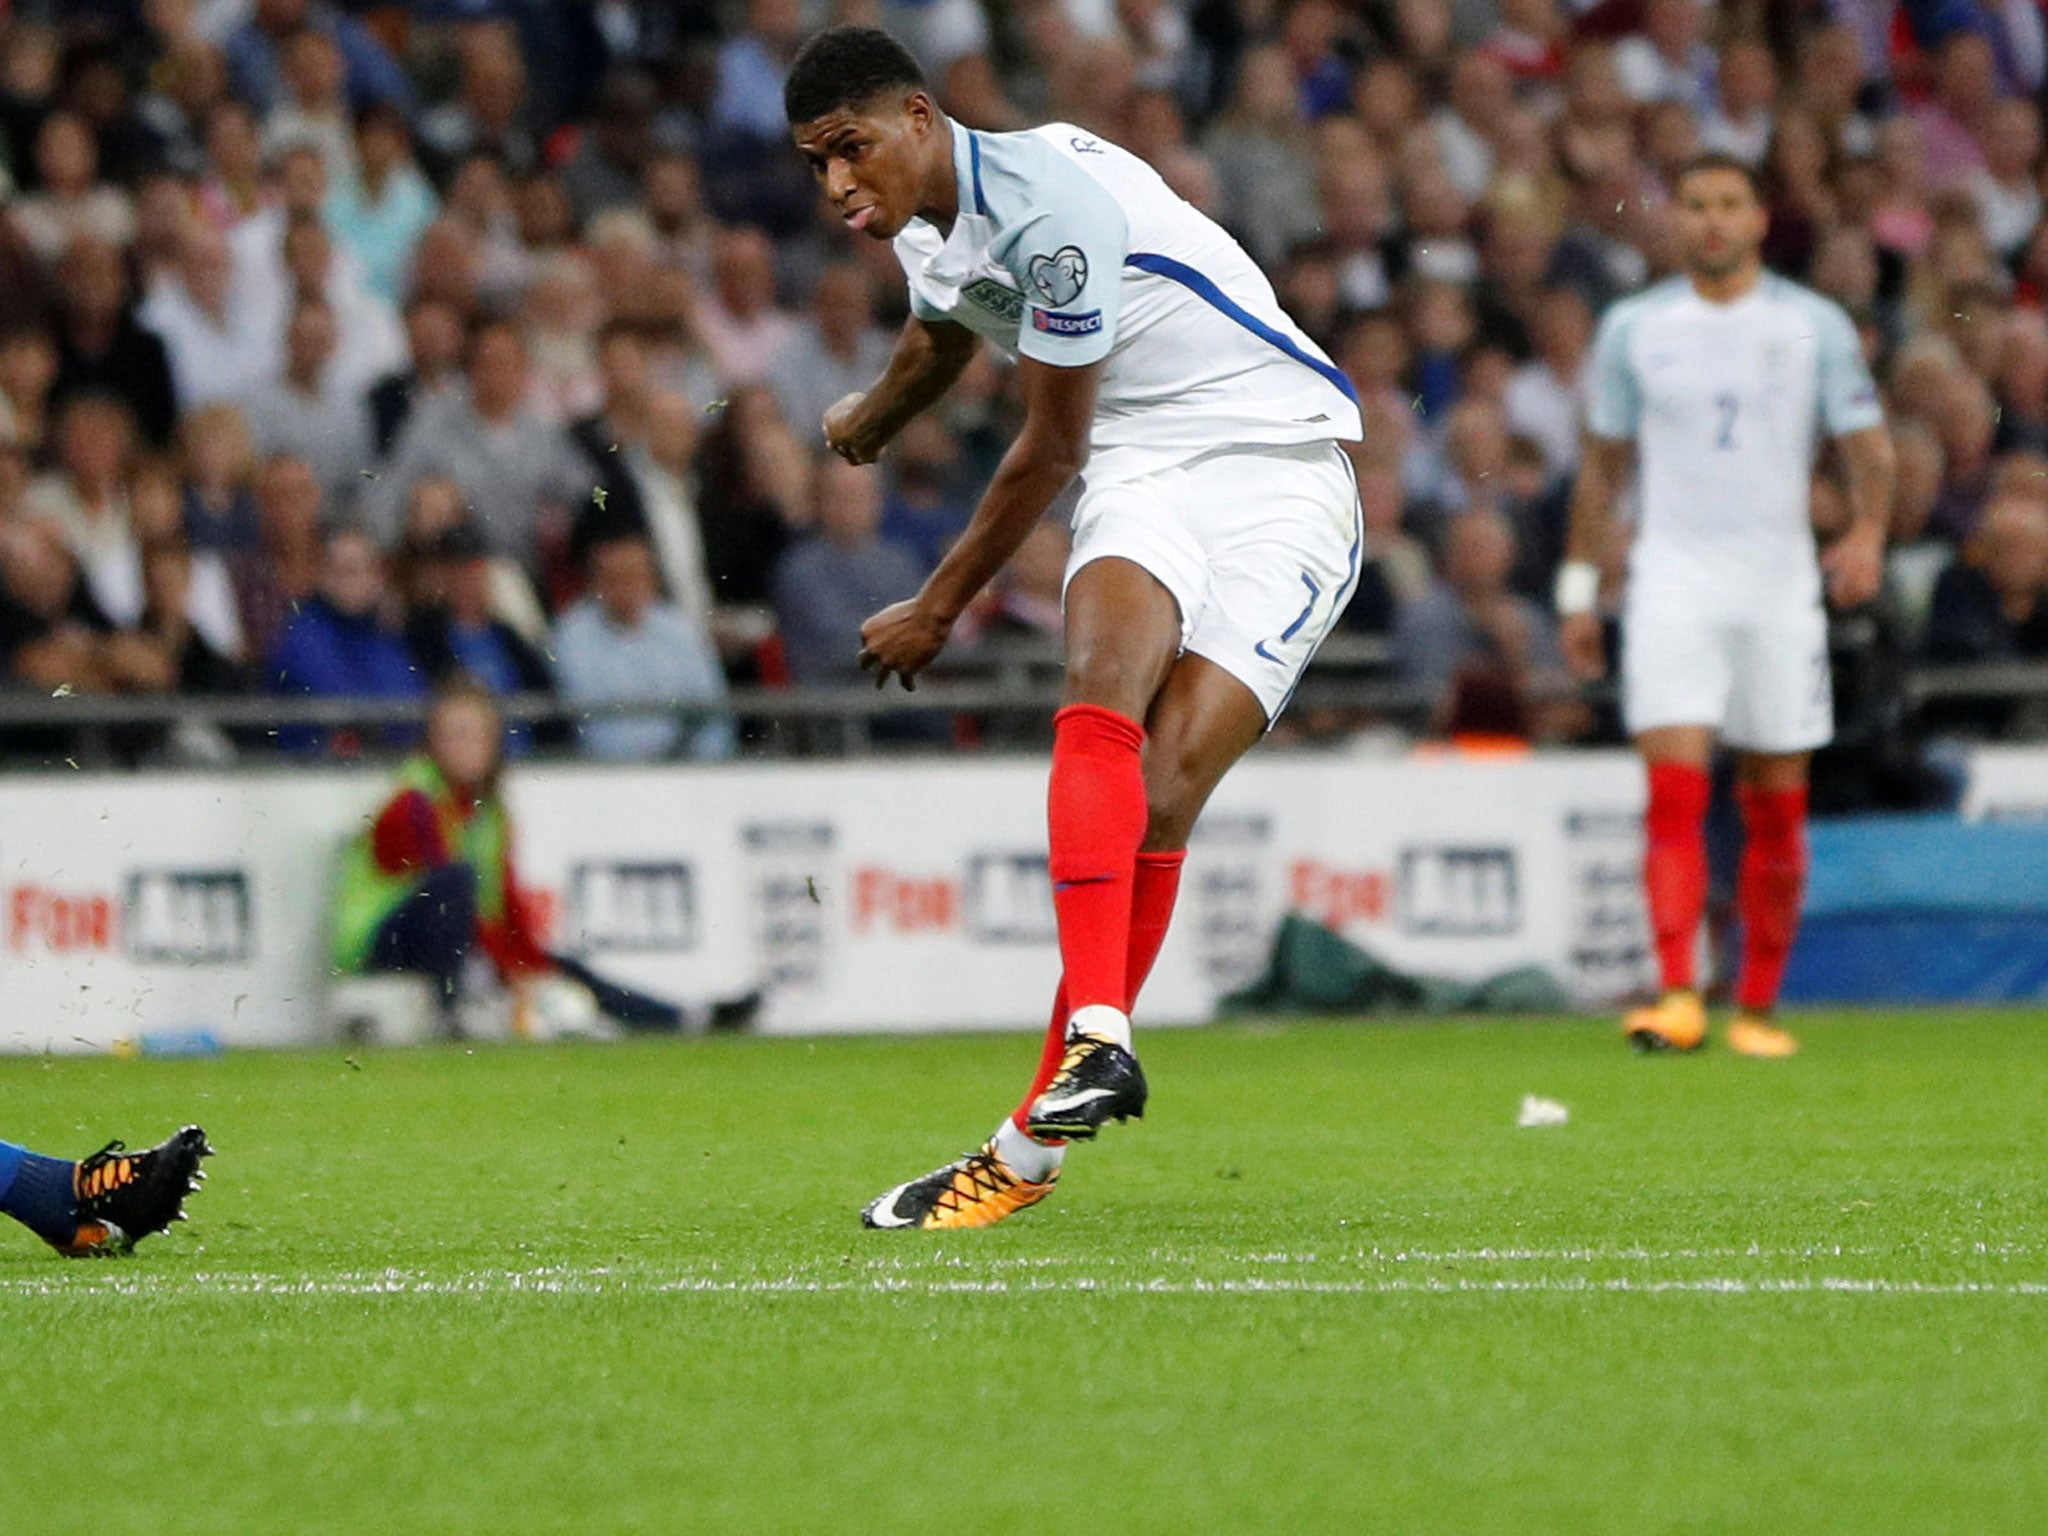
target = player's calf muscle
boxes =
[1141,735,1248,850]
[1141,713,1263,851]
[1140,789,1202,853]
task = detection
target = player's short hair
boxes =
[1673,152,1765,200]
[783,26,926,125]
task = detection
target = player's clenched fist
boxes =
[858,599,952,690]
[1821,524,1884,609]
[824,392,885,465]
[1560,612,1607,681]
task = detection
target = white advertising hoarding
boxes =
[1960,744,2048,821]
[0,751,1654,1053]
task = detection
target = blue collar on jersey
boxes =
[949,119,987,219]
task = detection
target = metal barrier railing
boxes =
[0,646,2042,764]
[1902,660,2048,704]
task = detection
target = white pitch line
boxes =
[720,1242,2036,1270]
[2,1270,2045,1299]
[6,1242,2034,1296]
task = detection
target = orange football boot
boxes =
[861,1142,1059,1231]
[1726,1013,1799,1058]
[1624,989,1708,1053]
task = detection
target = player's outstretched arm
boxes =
[1823,425,1895,609]
[824,316,979,464]
[1557,433,1633,681]
[858,356,1099,689]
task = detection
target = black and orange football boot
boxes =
[861,1142,1059,1231]
[54,1126,214,1257]
[1623,990,1708,1054]
[1025,1030,1148,1142]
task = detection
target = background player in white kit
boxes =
[783,28,1364,1228]
[1560,155,1896,1058]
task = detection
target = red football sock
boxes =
[1046,704,1148,1012]
[1734,783,1808,1014]
[1017,981,1073,1135]
[1643,761,1711,993]
[1013,849,1186,1134]
[1124,849,1186,1008]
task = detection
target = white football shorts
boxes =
[1621,598,1833,754]
[1063,438,1363,722]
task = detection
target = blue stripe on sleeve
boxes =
[1124,252,1358,405]
[968,132,987,216]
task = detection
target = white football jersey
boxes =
[892,120,1363,484]
[1586,273,1884,614]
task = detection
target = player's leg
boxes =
[860,554,1183,1228]
[365,864,480,1021]
[1628,724,1715,1051]
[1718,608,1830,1057]
[1130,655,1265,990]
[1009,555,1182,1144]
[1027,440,1358,1136]
[1046,554,1183,1029]
[0,1139,80,1248]
[1006,553,1199,1152]
[865,442,1345,1229]
[1725,750,1810,1058]
[1018,653,1267,1143]
[1619,603,1735,1052]
[1001,844,1189,1163]
[0,1129,212,1256]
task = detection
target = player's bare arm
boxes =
[1823,425,1896,609]
[824,315,979,464]
[1558,433,1633,681]
[859,356,1100,689]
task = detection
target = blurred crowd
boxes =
[0,0,2046,765]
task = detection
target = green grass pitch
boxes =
[3,1010,2044,1534]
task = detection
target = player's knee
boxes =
[1062,646,1156,723]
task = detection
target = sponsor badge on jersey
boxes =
[961,277,1022,322]
[1030,308,1102,337]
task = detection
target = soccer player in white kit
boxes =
[784,27,1364,1227]
[1559,156,1895,1058]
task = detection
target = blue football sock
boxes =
[0,1140,80,1246]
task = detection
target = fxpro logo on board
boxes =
[964,851,1054,944]
[1395,846,1521,937]
[844,850,1061,945]
[125,870,254,962]
[5,868,256,964]
[562,861,697,953]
